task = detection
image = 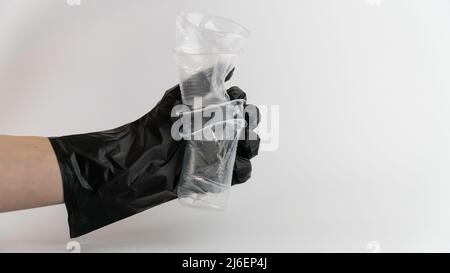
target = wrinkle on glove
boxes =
[49,84,260,238]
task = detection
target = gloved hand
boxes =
[49,73,260,238]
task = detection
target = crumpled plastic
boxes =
[174,13,252,209]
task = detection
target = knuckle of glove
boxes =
[232,156,252,185]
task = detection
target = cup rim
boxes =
[175,12,250,55]
[177,12,251,38]
[172,49,240,56]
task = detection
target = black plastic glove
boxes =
[49,79,260,238]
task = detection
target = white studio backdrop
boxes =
[1,0,450,252]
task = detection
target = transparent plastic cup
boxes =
[174,12,250,107]
[174,13,249,209]
[177,100,246,209]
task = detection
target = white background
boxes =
[1,0,450,252]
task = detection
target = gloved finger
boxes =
[231,155,252,185]
[237,135,260,159]
[161,84,182,106]
[226,87,260,159]
[226,86,247,102]
[237,103,261,159]
[155,85,184,125]
[225,87,261,127]
[244,103,261,126]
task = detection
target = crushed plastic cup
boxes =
[174,12,249,209]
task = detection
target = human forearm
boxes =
[0,135,63,212]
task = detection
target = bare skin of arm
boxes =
[0,135,63,212]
